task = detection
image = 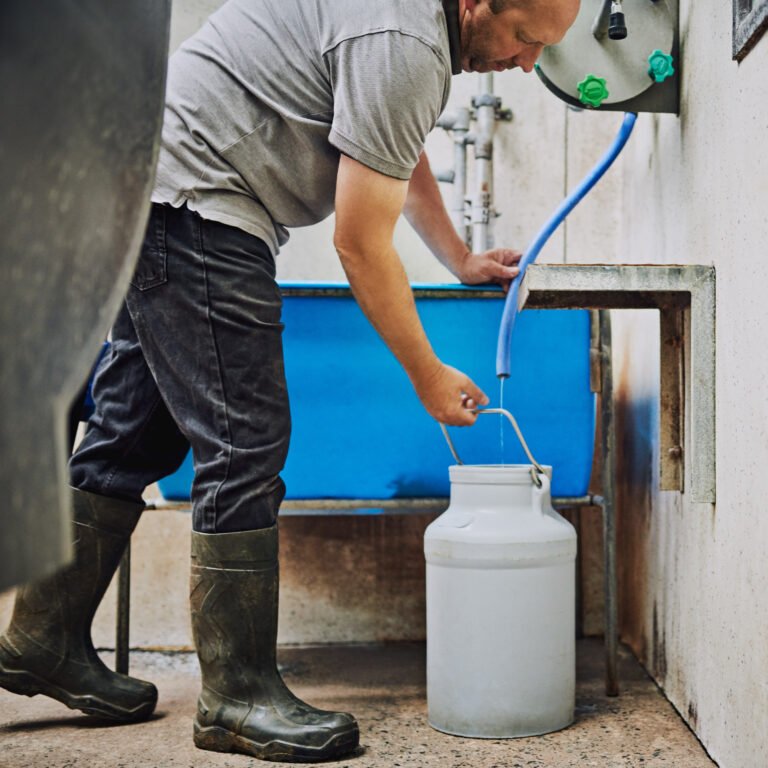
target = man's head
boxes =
[457,0,580,74]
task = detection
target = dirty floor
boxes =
[0,639,714,768]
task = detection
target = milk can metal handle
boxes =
[439,408,546,488]
[532,470,551,509]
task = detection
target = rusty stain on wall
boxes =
[687,699,699,730]
[614,345,656,668]
[652,603,668,682]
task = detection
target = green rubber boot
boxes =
[190,526,359,762]
[0,489,157,722]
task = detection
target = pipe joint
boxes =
[472,94,502,110]
[474,141,493,160]
[453,107,472,132]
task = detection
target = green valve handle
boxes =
[577,74,609,108]
[648,50,675,83]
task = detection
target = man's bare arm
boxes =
[334,154,488,426]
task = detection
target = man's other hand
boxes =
[456,248,522,292]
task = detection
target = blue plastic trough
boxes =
[157,283,595,502]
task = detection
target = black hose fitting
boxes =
[609,11,627,39]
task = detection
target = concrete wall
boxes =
[614,2,768,767]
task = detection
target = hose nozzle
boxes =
[592,0,628,41]
[609,1,628,40]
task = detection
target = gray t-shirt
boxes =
[152,0,454,254]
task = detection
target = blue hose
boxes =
[495,111,638,378]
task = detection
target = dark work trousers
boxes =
[69,203,290,532]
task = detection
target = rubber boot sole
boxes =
[193,720,360,763]
[0,651,157,723]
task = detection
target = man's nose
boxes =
[515,44,543,73]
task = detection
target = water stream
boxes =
[499,377,506,465]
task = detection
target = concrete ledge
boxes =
[519,264,716,504]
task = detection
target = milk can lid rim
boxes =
[449,464,553,484]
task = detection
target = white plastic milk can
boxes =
[425,410,577,738]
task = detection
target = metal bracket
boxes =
[519,264,716,503]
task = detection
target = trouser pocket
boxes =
[130,204,168,291]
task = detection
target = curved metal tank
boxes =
[535,0,679,113]
[0,1,171,589]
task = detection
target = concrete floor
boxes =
[0,640,715,768]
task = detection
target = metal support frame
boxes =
[113,281,630,694]
[596,310,619,695]
[116,488,619,695]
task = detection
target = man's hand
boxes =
[455,248,522,292]
[402,154,523,291]
[411,361,489,426]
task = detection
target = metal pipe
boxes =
[598,310,619,696]
[472,73,496,253]
[451,107,472,243]
[437,73,510,249]
[552,495,595,508]
[278,283,505,299]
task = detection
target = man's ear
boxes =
[463,0,479,13]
